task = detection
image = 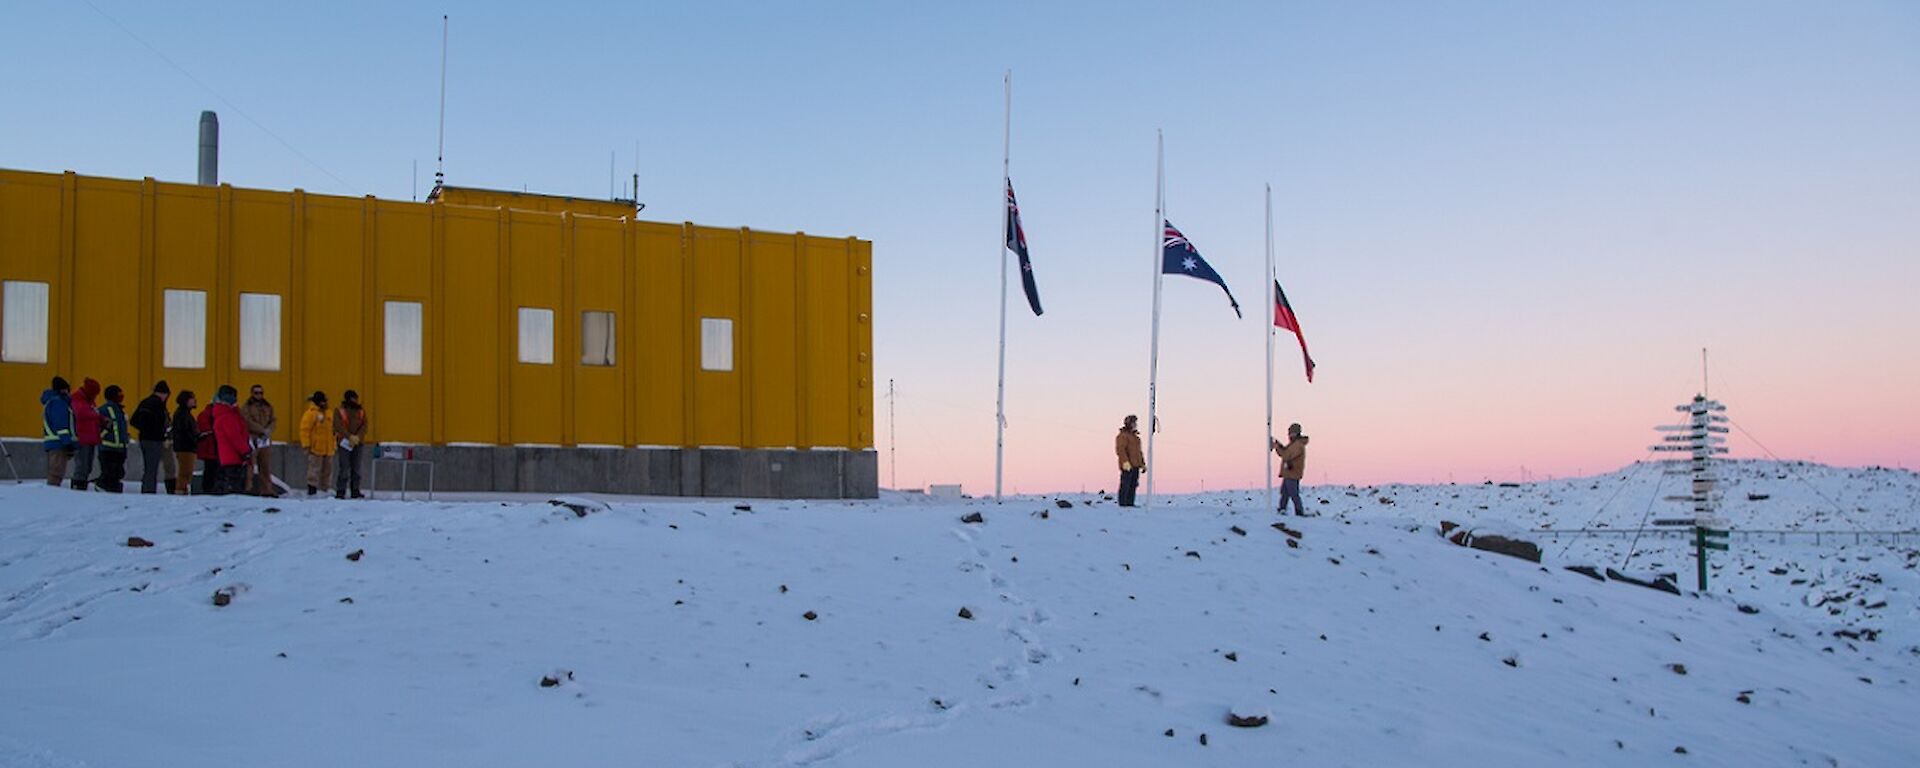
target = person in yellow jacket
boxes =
[1114,415,1146,507]
[1270,423,1310,516]
[297,391,335,497]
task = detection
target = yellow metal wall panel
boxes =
[438,187,636,220]
[570,216,625,446]
[227,191,291,436]
[634,222,685,446]
[690,226,742,446]
[748,233,798,448]
[0,172,63,438]
[69,180,141,404]
[852,239,875,449]
[439,209,501,444]
[151,187,220,409]
[300,199,364,428]
[373,203,433,443]
[801,237,851,448]
[507,212,563,444]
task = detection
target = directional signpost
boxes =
[1651,394,1731,591]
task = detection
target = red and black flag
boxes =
[1006,179,1043,316]
[1274,279,1315,382]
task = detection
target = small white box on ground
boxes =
[928,484,963,499]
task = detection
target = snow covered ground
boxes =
[1,460,1915,767]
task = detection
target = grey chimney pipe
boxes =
[197,111,219,185]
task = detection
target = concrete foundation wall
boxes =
[1,440,878,500]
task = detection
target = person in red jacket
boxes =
[208,385,252,496]
[195,396,221,494]
[69,378,104,491]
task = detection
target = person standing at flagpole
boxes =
[1272,423,1309,515]
[1115,415,1145,507]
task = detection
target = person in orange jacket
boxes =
[332,389,369,499]
[1114,415,1146,507]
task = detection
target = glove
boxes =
[1122,462,1133,471]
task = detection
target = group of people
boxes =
[1112,415,1310,512]
[39,376,372,499]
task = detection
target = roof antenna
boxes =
[631,139,645,212]
[433,14,449,200]
[609,150,616,200]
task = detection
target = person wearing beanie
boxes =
[1114,415,1146,507]
[40,375,76,486]
[170,390,200,495]
[131,380,174,494]
[208,385,252,495]
[297,390,335,496]
[69,378,103,491]
[331,389,370,499]
[1270,423,1311,516]
[96,385,131,493]
[242,384,281,497]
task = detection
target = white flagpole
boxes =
[1264,183,1275,514]
[1144,130,1165,508]
[994,70,1011,502]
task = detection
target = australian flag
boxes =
[1162,220,1240,318]
[1006,179,1043,316]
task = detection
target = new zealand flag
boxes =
[1006,180,1042,316]
[1162,220,1240,318]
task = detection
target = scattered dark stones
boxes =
[735,504,753,512]
[1164,729,1175,738]
[1503,655,1519,667]
[549,499,598,518]
[1565,565,1604,581]
[1667,663,1688,675]
[1230,526,1247,537]
[803,611,819,621]
[276,652,287,658]
[1227,712,1269,728]
[125,537,154,548]
[1736,691,1753,704]
[262,507,280,514]
[1198,733,1209,746]
[1223,651,1238,662]
[1438,521,1541,562]
[958,607,974,620]
[1271,523,1303,540]
[1479,632,1492,642]
[1605,568,1682,596]
[1055,499,1073,509]
[1674,746,1688,755]
[338,597,354,604]
[1286,539,1299,549]
[1737,604,1760,615]
[960,512,985,524]
[931,697,948,710]
[345,549,364,562]
[1185,551,1201,560]
[1327,557,1341,566]
[779,584,789,594]
[212,589,233,607]
[539,670,574,688]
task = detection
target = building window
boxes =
[701,317,733,372]
[384,301,423,375]
[580,311,615,366]
[163,289,207,369]
[1,280,49,364]
[238,293,282,371]
[518,307,554,364]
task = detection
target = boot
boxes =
[307,485,318,496]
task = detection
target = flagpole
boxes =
[1145,130,1165,508]
[994,71,1011,502]
[1264,183,1275,514]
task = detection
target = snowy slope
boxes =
[1,463,1915,767]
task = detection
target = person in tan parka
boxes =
[1115,415,1146,507]
[242,384,280,497]
[1271,422,1310,515]
[297,391,334,496]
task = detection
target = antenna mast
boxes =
[434,15,449,195]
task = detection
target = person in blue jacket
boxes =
[41,376,76,486]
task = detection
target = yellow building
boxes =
[0,168,876,498]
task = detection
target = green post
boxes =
[1694,528,1708,591]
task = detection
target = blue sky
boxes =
[5,1,1917,492]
